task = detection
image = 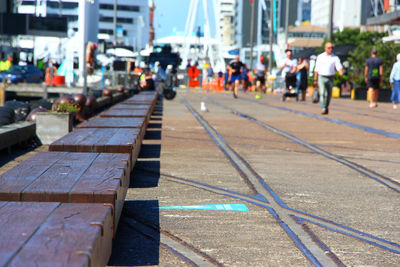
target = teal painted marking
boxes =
[156,204,249,211]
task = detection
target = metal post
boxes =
[327,0,334,40]
[249,0,256,69]
[284,0,289,46]
[0,80,6,106]
[79,0,88,95]
[113,0,117,44]
[268,0,274,72]
[83,43,88,95]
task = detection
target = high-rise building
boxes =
[16,0,149,50]
[219,0,236,46]
[297,0,311,24]
[311,0,369,30]
[366,0,400,26]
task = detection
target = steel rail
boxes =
[179,94,336,266]
[208,97,400,194]
[136,166,400,255]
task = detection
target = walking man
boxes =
[229,55,244,98]
[365,48,383,108]
[255,56,267,98]
[313,42,343,115]
[280,49,297,93]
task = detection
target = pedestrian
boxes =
[4,57,13,71]
[241,64,250,92]
[229,55,244,98]
[224,67,231,91]
[296,57,309,101]
[364,48,383,108]
[313,42,343,115]
[206,62,214,83]
[255,56,267,98]
[389,53,400,109]
[280,49,297,96]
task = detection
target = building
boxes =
[286,24,326,53]
[233,0,299,66]
[297,0,311,24]
[367,0,400,25]
[219,0,236,46]
[16,0,149,50]
[311,0,369,30]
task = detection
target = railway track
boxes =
[173,93,400,266]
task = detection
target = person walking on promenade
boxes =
[389,53,400,109]
[280,49,297,94]
[365,48,383,108]
[313,42,343,115]
[296,57,309,101]
[206,62,214,84]
[255,56,267,98]
[229,55,244,98]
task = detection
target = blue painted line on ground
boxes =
[245,98,400,139]
[294,215,400,254]
[267,207,322,267]
[156,204,249,211]
[252,194,268,202]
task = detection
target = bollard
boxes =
[0,79,7,106]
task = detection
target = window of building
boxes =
[46,2,78,9]
[100,4,140,12]
[99,28,127,36]
[99,16,133,24]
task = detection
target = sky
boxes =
[154,0,214,39]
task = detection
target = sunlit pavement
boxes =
[110,89,400,266]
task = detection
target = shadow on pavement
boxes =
[108,200,160,266]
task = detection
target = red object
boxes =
[45,74,65,86]
[250,0,253,3]
[260,56,264,62]
[384,0,390,11]
[187,66,200,80]
[188,80,200,87]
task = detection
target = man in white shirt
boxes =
[313,42,343,114]
[280,49,297,93]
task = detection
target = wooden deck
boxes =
[0,201,113,266]
[0,152,130,232]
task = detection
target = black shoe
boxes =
[233,92,238,98]
[321,108,328,115]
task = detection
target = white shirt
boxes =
[314,52,342,76]
[281,58,297,77]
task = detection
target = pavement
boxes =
[2,88,400,266]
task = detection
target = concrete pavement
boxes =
[109,89,400,266]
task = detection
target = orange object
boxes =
[308,86,314,98]
[187,66,200,80]
[202,77,209,90]
[188,80,200,87]
[46,74,65,86]
[217,77,224,91]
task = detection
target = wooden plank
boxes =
[0,152,129,233]
[100,109,149,118]
[0,202,113,267]
[0,202,60,266]
[49,128,140,169]
[78,117,145,129]
[111,104,151,110]
[99,109,151,127]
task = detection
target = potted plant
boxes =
[35,96,80,145]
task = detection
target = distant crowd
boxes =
[187,41,400,115]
